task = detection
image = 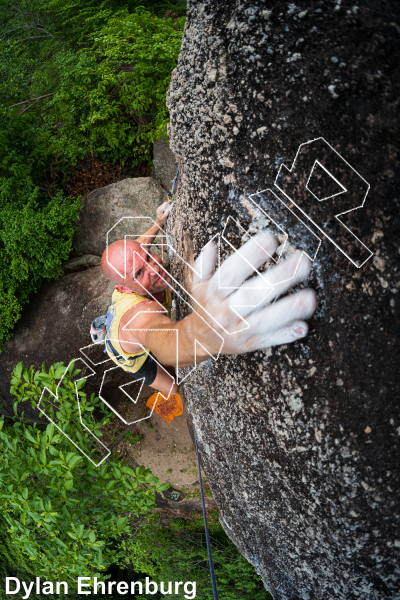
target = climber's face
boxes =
[130,244,171,295]
[101,239,171,295]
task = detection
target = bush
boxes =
[0,512,32,578]
[0,107,53,181]
[0,178,81,350]
[0,1,185,346]
[118,514,273,599]
[0,361,169,591]
[45,9,184,171]
[0,4,185,180]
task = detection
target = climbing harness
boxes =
[194,428,219,600]
[160,164,179,264]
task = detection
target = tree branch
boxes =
[14,35,61,42]
[19,0,38,27]
[6,1,31,28]
[2,24,55,36]
[19,97,41,114]
[10,93,54,108]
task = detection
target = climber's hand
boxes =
[189,232,317,356]
[156,202,172,227]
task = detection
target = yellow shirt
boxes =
[105,287,172,373]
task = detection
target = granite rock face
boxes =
[166,1,400,599]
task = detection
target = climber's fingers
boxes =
[192,240,218,290]
[248,320,310,350]
[245,288,317,340]
[208,232,278,299]
[227,251,312,317]
[156,202,172,226]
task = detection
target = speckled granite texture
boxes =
[166,1,400,598]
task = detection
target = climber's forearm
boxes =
[144,314,210,367]
[136,222,161,248]
[136,202,171,247]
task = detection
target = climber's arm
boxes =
[135,202,172,248]
[120,232,317,369]
[119,303,208,368]
[135,222,161,249]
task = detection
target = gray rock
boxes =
[166,1,400,598]
[0,267,114,423]
[72,177,168,258]
[62,254,101,272]
[153,136,178,193]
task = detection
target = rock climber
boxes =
[97,201,317,423]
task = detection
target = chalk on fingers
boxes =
[192,240,218,288]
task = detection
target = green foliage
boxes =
[0,0,185,346]
[123,430,144,444]
[39,0,187,46]
[0,178,80,349]
[0,41,38,105]
[46,9,184,169]
[0,107,52,181]
[0,512,32,577]
[0,2,185,177]
[118,515,273,600]
[0,361,169,590]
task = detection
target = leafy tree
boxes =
[0,1,185,348]
[0,178,80,349]
[20,0,187,47]
[44,9,184,171]
[118,515,273,599]
[0,361,169,590]
[0,108,52,181]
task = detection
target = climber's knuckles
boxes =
[208,233,274,297]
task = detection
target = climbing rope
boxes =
[159,164,218,595]
[194,428,219,600]
[161,164,217,596]
[160,164,179,264]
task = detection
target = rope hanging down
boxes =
[160,164,179,263]
[194,428,219,600]
[161,165,218,597]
